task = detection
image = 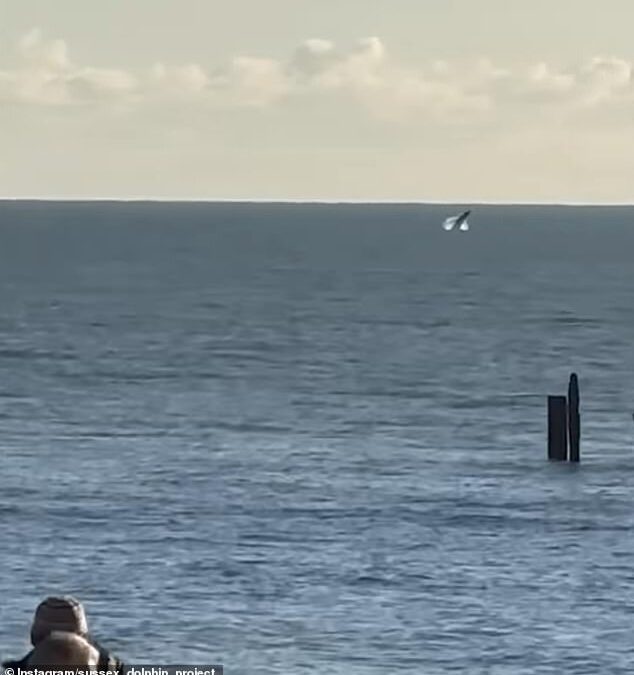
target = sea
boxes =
[2,201,634,674]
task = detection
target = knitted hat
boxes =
[30,596,89,646]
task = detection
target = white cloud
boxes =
[308,36,386,89]
[582,56,631,88]
[290,39,338,78]
[578,56,632,105]
[283,37,488,121]
[66,67,137,100]
[221,56,290,106]
[150,63,210,95]
[518,62,576,102]
[3,27,634,126]
[384,75,492,120]
[5,28,137,106]
[19,27,71,71]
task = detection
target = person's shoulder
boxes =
[2,653,31,669]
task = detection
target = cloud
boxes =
[150,63,210,95]
[66,68,137,101]
[578,56,632,105]
[283,37,490,121]
[381,75,492,120]
[525,62,575,96]
[19,27,71,70]
[294,36,385,90]
[3,27,634,127]
[220,56,290,106]
[289,38,338,78]
[5,27,137,106]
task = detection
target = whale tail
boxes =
[442,209,471,231]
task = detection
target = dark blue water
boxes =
[2,201,634,674]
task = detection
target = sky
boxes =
[2,0,634,202]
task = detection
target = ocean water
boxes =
[2,201,634,674]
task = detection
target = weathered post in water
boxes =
[548,395,568,461]
[568,373,580,462]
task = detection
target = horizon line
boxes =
[2,197,634,207]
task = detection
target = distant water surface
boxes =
[2,202,634,674]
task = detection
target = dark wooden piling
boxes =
[548,395,568,461]
[568,373,580,462]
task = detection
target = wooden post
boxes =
[568,373,580,462]
[548,395,568,461]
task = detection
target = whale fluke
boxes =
[442,209,471,231]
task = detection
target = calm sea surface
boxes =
[2,202,634,674]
